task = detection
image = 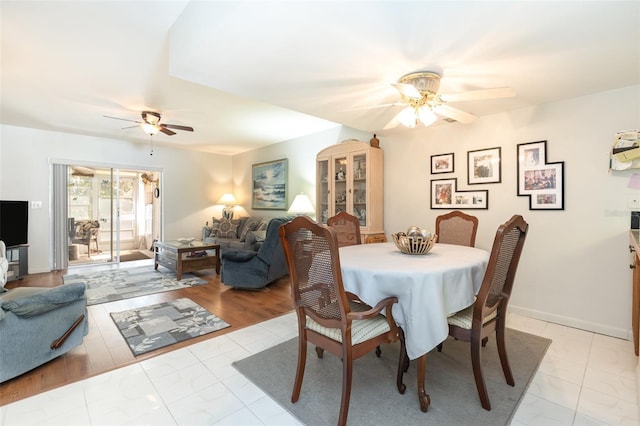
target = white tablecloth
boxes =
[339,242,489,360]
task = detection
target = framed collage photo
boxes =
[251,158,288,210]
[517,141,564,210]
[431,178,488,210]
[468,147,501,184]
[431,153,454,174]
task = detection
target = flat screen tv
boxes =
[0,200,29,248]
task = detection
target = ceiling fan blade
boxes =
[121,125,139,130]
[383,107,411,130]
[159,127,176,136]
[440,87,515,103]
[103,115,140,124]
[161,123,194,132]
[435,104,477,124]
[391,83,422,100]
[343,102,404,112]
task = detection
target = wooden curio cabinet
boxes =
[316,139,384,240]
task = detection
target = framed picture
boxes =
[468,147,501,184]
[252,158,288,210]
[431,153,454,174]
[517,140,564,210]
[431,178,488,209]
[517,141,546,195]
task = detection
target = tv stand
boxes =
[6,244,28,281]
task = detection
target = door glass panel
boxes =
[334,156,347,215]
[317,159,329,224]
[352,153,367,226]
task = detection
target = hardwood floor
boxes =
[0,263,293,407]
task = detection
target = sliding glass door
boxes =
[56,162,162,268]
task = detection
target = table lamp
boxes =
[218,193,237,220]
[287,193,316,219]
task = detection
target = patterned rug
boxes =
[110,298,230,356]
[63,266,208,306]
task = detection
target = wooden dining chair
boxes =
[279,215,402,426]
[435,210,479,247]
[439,214,528,410]
[327,211,362,247]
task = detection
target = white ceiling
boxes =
[1,1,639,155]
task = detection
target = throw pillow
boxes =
[253,230,267,242]
[254,218,270,232]
[239,217,263,242]
[210,218,221,237]
[218,219,240,238]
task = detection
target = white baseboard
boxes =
[509,304,631,340]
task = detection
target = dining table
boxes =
[338,241,489,412]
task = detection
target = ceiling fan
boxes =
[103,111,194,136]
[381,71,515,129]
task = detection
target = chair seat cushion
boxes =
[447,304,497,330]
[306,300,391,345]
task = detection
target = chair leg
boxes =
[375,345,382,357]
[471,338,491,410]
[437,342,443,352]
[338,349,353,426]
[496,324,514,386]
[315,346,324,358]
[291,334,307,403]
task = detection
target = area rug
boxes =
[63,266,208,306]
[110,297,230,356]
[119,251,153,262]
[233,329,550,426]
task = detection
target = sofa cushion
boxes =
[218,219,240,238]
[255,218,270,232]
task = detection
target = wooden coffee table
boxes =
[154,240,220,280]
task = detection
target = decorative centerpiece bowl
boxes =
[391,227,437,255]
[176,237,195,244]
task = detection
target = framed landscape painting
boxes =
[252,158,288,210]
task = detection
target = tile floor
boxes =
[1,312,638,425]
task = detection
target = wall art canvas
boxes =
[252,158,288,210]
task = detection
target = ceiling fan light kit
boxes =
[385,70,515,130]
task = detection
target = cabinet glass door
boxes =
[334,156,348,216]
[351,152,367,226]
[317,159,329,224]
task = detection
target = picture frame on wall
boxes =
[517,140,564,210]
[431,153,454,174]
[467,147,501,184]
[252,158,288,210]
[430,178,488,209]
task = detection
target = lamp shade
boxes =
[217,193,237,205]
[287,193,315,216]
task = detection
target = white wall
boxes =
[0,125,232,273]
[230,85,640,340]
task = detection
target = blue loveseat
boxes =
[220,216,292,289]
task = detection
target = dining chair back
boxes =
[279,215,402,426]
[327,211,362,247]
[435,210,479,247]
[441,214,528,410]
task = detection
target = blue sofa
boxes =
[0,283,89,382]
[220,217,292,289]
